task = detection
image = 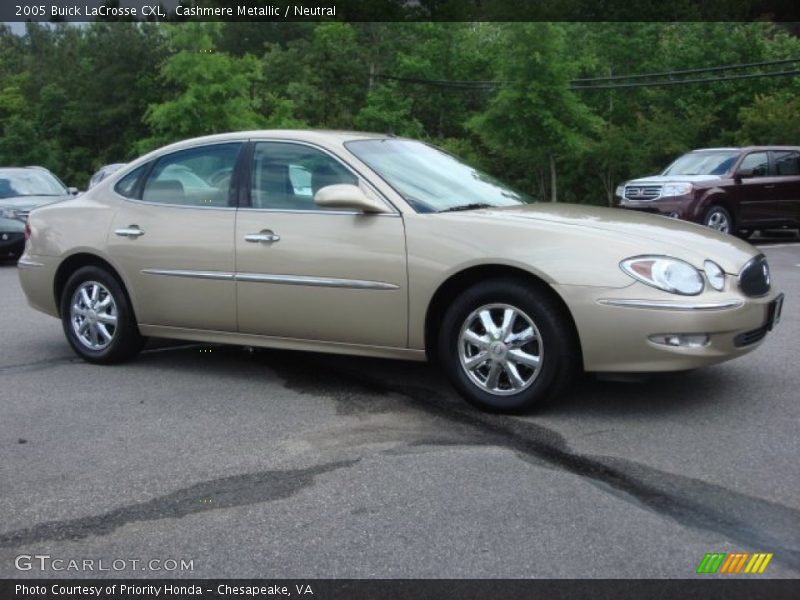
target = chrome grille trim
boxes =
[623,185,662,201]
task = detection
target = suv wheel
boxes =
[437,279,577,413]
[704,205,733,234]
[60,266,144,364]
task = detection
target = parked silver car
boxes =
[88,163,126,189]
[0,167,76,259]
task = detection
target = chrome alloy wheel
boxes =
[706,210,730,233]
[458,303,543,396]
[70,281,118,350]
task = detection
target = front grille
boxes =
[738,255,770,297]
[734,325,768,347]
[624,185,662,201]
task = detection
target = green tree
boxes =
[140,23,266,151]
[470,23,601,201]
[737,93,800,144]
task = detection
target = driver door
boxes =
[234,141,408,347]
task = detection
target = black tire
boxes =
[735,229,753,240]
[703,205,734,234]
[60,265,145,364]
[437,278,579,413]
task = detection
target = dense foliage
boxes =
[0,21,798,202]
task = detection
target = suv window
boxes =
[141,143,241,207]
[250,142,358,210]
[738,152,770,177]
[774,151,800,176]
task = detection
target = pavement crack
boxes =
[276,361,800,572]
[0,356,82,376]
[0,460,358,548]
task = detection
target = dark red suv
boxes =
[617,146,800,237]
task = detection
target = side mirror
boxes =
[68,187,79,195]
[735,167,754,180]
[313,184,386,213]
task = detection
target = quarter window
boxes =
[114,164,148,198]
[774,151,800,176]
[250,142,358,210]
[738,152,770,177]
[141,143,241,207]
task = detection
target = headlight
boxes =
[1,208,18,219]
[620,256,704,295]
[703,260,725,291]
[662,182,692,197]
[615,184,625,198]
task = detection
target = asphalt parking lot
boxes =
[1,241,798,579]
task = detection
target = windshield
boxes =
[345,139,533,213]
[662,151,739,176]
[0,169,67,198]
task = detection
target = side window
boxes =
[738,152,769,178]
[141,143,241,207]
[774,151,800,176]
[251,142,358,210]
[114,164,148,198]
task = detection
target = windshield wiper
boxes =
[440,203,493,213]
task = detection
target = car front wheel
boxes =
[60,265,144,364]
[704,205,733,234]
[438,279,578,413]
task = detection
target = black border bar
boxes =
[3,579,800,600]
[2,0,800,22]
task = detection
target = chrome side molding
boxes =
[142,269,399,290]
[598,298,744,311]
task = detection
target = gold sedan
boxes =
[17,131,784,412]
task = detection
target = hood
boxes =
[466,203,757,274]
[625,174,722,184]
[0,216,26,232]
[0,195,71,212]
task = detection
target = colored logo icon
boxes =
[696,552,773,574]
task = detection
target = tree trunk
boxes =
[368,61,375,92]
[549,153,557,202]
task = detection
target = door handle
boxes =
[114,226,145,238]
[763,184,776,189]
[245,231,280,243]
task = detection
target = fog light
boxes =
[649,334,710,348]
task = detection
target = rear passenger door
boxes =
[771,150,800,226]
[107,142,242,331]
[734,151,782,226]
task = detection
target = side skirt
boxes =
[138,324,428,362]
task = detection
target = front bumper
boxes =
[619,196,694,221]
[554,282,782,372]
[0,231,25,258]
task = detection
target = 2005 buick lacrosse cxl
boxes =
[17,131,784,412]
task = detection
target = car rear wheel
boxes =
[437,279,577,413]
[60,266,144,364]
[704,205,733,234]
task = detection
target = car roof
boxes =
[150,130,395,155]
[691,146,800,152]
[0,166,52,174]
